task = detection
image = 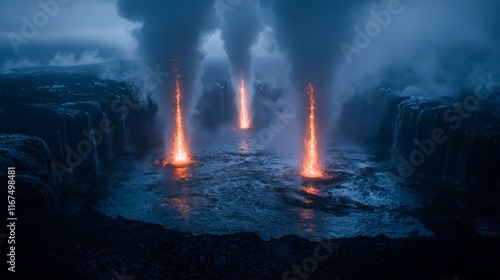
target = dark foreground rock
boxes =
[8,209,500,280]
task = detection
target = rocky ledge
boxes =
[8,209,500,280]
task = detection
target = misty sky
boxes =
[0,0,272,69]
[0,0,220,67]
[1,0,499,88]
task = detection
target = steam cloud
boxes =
[115,0,500,156]
[341,0,500,97]
[219,0,264,121]
[116,0,218,135]
[260,0,500,157]
[260,0,371,155]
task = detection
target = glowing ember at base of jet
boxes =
[301,83,324,179]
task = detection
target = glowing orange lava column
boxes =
[301,83,324,178]
[239,73,250,129]
[172,75,189,165]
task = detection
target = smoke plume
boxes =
[116,0,219,137]
[219,0,264,123]
[261,0,370,158]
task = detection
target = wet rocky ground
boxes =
[10,208,500,280]
[3,63,500,280]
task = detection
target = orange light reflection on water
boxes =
[173,167,189,180]
[302,185,320,196]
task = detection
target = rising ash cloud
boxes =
[116,0,219,138]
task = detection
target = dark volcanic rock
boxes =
[13,209,500,280]
[340,90,500,196]
[0,134,60,210]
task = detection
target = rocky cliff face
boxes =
[0,134,59,210]
[0,64,159,208]
[340,89,500,195]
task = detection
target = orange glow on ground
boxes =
[303,185,320,196]
[239,72,251,129]
[301,83,324,179]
